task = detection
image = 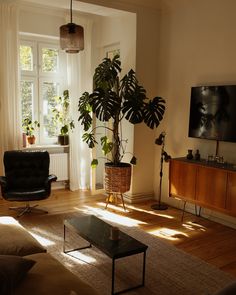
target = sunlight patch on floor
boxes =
[0,216,20,225]
[30,227,62,241]
[29,232,55,246]
[149,227,188,241]
[93,201,174,221]
[127,205,174,219]
[182,221,206,231]
[63,251,96,265]
[73,206,147,227]
[97,202,128,213]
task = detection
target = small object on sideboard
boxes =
[215,155,224,164]
[186,149,193,160]
[207,154,214,162]
[194,149,200,161]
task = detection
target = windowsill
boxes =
[23,144,69,148]
[22,144,69,153]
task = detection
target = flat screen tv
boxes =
[188,85,236,142]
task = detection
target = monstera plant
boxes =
[78,55,165,198]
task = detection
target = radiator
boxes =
[49,153,69,181]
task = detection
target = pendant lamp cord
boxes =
[70,0,73,23]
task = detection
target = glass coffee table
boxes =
[63,214,148,295]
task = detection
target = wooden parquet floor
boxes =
[1,188,236,278]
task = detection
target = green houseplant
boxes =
[78,55,165,195]
[22,117,40,145]
[52,90,75,145]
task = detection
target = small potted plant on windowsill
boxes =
[52,90,75,145]
[78,55,165,195]
[22,117,40,145]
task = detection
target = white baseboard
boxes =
[52,181,68,190]
[123,191,154,203]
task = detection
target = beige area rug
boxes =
[20,212,235,295]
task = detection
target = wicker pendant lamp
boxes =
[60,0,84,53]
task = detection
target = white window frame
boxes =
[38,77,65,144]
[20,35,67,145]
[38,42,63,77]
[20,40,37,77]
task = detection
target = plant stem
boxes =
[112,76,122,164]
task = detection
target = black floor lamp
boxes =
[151,132,171,210]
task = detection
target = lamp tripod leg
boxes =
[151,152,168,211]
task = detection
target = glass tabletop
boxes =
[64,214,148,259]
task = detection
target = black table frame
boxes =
[63,219,147,295]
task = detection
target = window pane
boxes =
[20,80,34,124]
[42,82,60,138]
[106,49,120,59]
[42,48,58,73]
[20,45,33,71]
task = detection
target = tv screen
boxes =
[188,85,236,142]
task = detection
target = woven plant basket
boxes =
[104,163,131,193]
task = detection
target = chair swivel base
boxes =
[9,203,48,217]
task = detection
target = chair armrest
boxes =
[44,175,57,189]
[0,176,7,188]
[48,174,57,183]
[0,176,7,196]
[44,175,57,194]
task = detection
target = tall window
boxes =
[19,37,67,144]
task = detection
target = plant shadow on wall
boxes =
[52,90,75,145]
[78,55,165,199]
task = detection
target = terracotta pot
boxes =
[27,135,35,145]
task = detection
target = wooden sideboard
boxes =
[169,158,236,217]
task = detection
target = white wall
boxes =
[158,0,236,227]
[19,5,65,37]
[131,8,162,198]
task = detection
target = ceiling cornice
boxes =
[76,0,162,12]
[18,0,135,17]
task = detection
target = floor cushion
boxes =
[0,216,46,256]
[0,254,35,295]
[15,253,98,295]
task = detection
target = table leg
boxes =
[112,258,115,295]
[63,224,92,254]
[111,250,147,295]
[63,224,66,253]
[142,250,146,286]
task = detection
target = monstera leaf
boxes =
[93,55,121,90]
[143,97,166,129]
[78,92,93,131]
[82,133,97,149]
[90,89,120,122]
[101,136,113,155]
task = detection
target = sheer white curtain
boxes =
[0,1,21,175]
[67,18,93,191]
